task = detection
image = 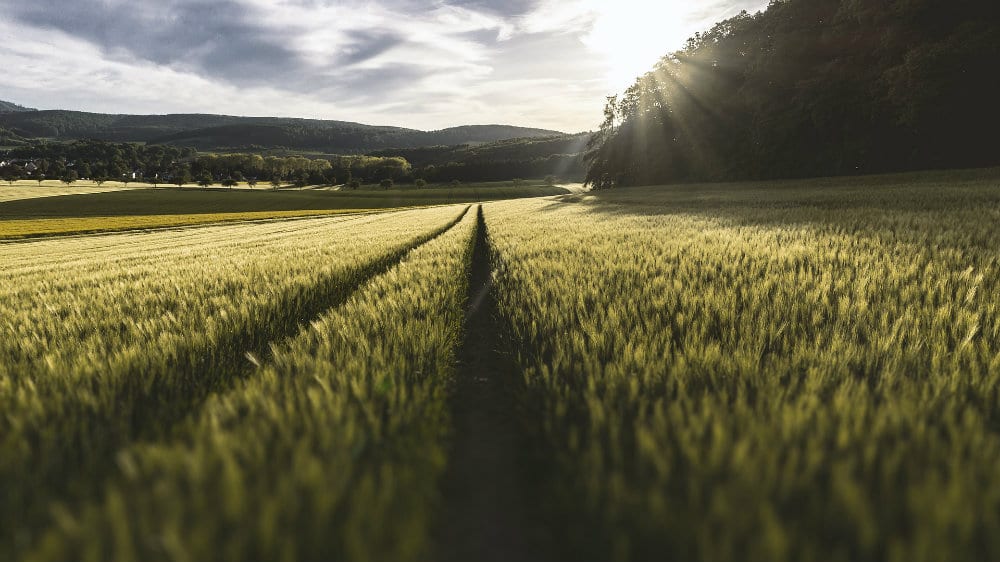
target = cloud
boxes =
[0,0,768,131]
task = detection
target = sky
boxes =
[0,0,768,132]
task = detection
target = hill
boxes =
[585,0,1000,188]
[369,133,591,167]
[369,133,592,182]
[0,107,563,153]
[0,100,36,114]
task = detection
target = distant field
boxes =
[0,209,374,239]
[0,183,569,219]
[3,169,999,562]
[0,181,140,202]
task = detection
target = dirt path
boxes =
[435,206,545,562]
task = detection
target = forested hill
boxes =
[368,133,592,182]
[0,100,36,114]
[585,0,1000,188]
[0,107,563,153]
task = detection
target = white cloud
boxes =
[0,0,768,132]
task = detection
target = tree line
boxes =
[585,0,1000,188]
[0,137,584,187]
[0,141,414,188]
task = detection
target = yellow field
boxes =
[0,181,143,202]
[0,209,379,239]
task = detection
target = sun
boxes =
[581,1,708,90]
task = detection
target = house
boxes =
[23,162,37,174]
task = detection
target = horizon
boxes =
[0,0,767,132]
[0,102,575,135]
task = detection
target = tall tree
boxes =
[586,0,1000,187]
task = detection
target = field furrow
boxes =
[0,205,467,558]
[26,205,480,562]
[436,206,545,562]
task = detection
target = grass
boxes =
[0,206,467,560]
[0,181,140,202]
[0,183,569,219]
[1,167,999,561]
[0,209,379,239]
[485,168,1000,561]
[26,206,479,562]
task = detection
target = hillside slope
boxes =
[0,106,563,153]
[0,100,36,114]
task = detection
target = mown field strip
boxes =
[485,187,1000,562]
[0,205,468,558]
[0,209,384,240]
[0,184,140,203]
[0,213,370,273]
[27,206,481,562]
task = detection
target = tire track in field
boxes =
[123,205,473,440]
[435,206,547,562]
[1,206,472,560]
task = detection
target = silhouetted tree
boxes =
[585,0,1000,187]
[1,165,21,185]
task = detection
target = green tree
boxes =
[172,167,191,188]
[247,177,258,189]
[0,165,20,185]
[221,178,238,189]
[415,179,427,188]
[270,176,283,190]
[36,173,46,187]
[108,164,126,183]
[380,178,394,190]
[61,170,79,185]
[197,172,214,188]
[48,161,66,178]
[323,169,337,186]
[293,170,309,188]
